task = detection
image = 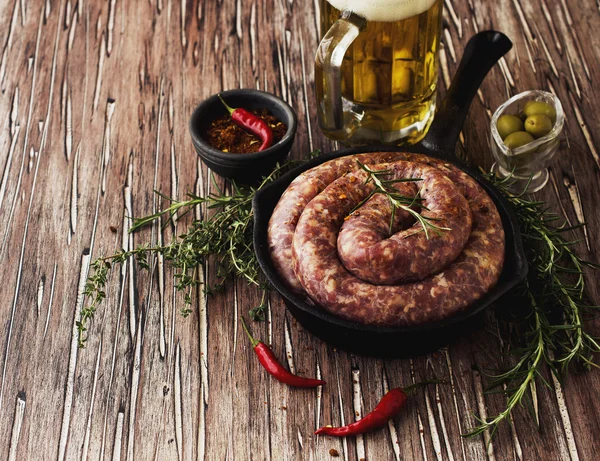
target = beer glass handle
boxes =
[315,11,366,131]
[421,31,513,156]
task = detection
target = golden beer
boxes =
[316,0,443,145]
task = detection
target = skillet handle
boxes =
[420,31,512,158]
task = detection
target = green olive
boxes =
[504,131,535,150]
[497,114,525,140]
[524,114,553,139]
[522,100,556,123]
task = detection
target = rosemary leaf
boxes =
[465,173,598,438]
[354,161,450,239]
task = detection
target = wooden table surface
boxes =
[1,0,599,459]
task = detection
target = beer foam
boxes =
[326,0,437,22]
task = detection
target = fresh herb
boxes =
[79,257,113,345]
[465,173,599,438]
[353,161,450,238]
[77,159,304,347]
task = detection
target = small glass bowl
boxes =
[490,90,564,193]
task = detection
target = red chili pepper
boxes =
[241,317,326,388]
[315,381,443,437]
[218,95,274,151]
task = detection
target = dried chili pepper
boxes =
[241,317,326,388]
[315,381,442,437]
[218,95,274,151]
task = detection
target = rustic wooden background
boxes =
[0,0,599,459]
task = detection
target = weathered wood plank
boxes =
[0,0,598,460]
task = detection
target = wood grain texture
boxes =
[0,0,599,459]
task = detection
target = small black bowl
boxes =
[189,89,297,184]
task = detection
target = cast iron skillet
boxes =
[252,31,528,357]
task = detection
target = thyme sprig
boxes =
[354,161,450,238]
[465,173,599,438]
[78,160,299,347]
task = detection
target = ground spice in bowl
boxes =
[204,109,287,154]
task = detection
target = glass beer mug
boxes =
[315,0,443,145]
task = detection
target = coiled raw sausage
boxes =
[267,152,505,326]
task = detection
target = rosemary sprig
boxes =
[465,173,599,437]
[354,161,450,238]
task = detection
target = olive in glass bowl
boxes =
[490,90,564,193]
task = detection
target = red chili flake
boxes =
[203,97,287,154]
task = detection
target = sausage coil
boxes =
[267,153,505,326]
